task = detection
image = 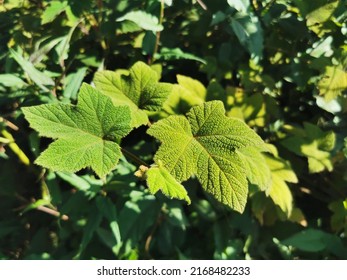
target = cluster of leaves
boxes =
[1,0,347,260]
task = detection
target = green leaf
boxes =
[315,96,342,114]
[283,229,326,252]
[168,75,206,111]
[56,171,102,197]
[55,20,81,67]
[118,193,161,255]
[329,199,347,235]
[329,199,347,234]
[9,48,55,91]
[293,0,339,35]
[308,36,333,58]
[211,11,227,26]
[282,228,347,258]
[0,74,27,88]
[306,1,339,28]
[96,196,122,246]
[237,147,271,192]
[230,13,263,59]
[161,75,207,116]
[148,101,266,212]
[142,31,156,55]
[157,47,206,64]
[146,161,191,204]
[213,220,243,260]
[22,83,132,178]
[94,62,173,127]
[177,74,206,102]
[318,65,347,101]
[281,123,336,173]
[41,1,68,24]
[265,154,297,217]
[226,89,267,127]
[29,37,65,64]
[63,67,87,100]
[227,0,249,13]
[75,206,102,259]
[206,80,227,104]
[117,11,163,32]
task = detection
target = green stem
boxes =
[150,0,165,64]
[1,129,30,166]
[121,147,149,167]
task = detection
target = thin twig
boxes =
[196,0,207,10]
[36,205,69,221]
[150,0,165,64]
[1,117,19,131]
[121,147,149,167]
[145,213,163,258]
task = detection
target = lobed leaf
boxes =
[281,122,336,173]
[161,75,207,116]
[22,83,132,178]
[148,100,267,212]
[94,61,173,127]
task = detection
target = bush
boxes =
[0,0,346,260]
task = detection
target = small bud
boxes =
[134,165,149,180]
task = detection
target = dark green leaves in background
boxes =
[1,0,346,260]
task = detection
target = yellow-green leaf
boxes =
[237,146,271,193]
[318,65,347,101]
[281,122,336,173]
[146,161,191,204]
[94,62,173,127]
[265,155,298,217]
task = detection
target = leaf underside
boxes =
[148,100,267,213]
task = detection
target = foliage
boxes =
[0,0,346,260]
[94,62,173,128]
[148,100,267,212]
[22,84,132,178]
